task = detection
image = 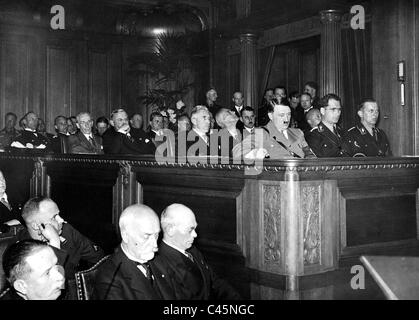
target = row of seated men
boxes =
[0,93,391,160]
[0,184,240,300]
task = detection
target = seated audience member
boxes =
[17,197,104,299]
[240,107,256,139]
[10,112,49,151]
[305,94,350,157]
[215,108,242,158]
[304,81,320,108]
[342,99,392,157]
[102,108,155,155]
[186,106,212,157]
[0,239,65,300]
[288,91,300,128]
[0,170,21,230]
[147,112,165,148]
[258,88,274,127]
[231,91,245,130]
[67,112,103,154]
[177,115,191,133]
[295,92,314,132]
[95,116,109,137]
[67,116,78,135]
[156,203,241,300]
[92,204,176,300]
[166,108,178,132]
[0,112,19,150]
[233,98,316,159]
[50,115,69,153]
[305,108,322,130]
[129,113,148,141]
[37,118,54,141]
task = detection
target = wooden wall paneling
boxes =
[75,41,88,116]
[415,0,419,155]
[286,48,300,94]
[88,45,109,119]
[0,39,30,127]
[46,43,77,133]
[110,42,122,115]
[372,0,417,156]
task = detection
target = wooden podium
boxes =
[361,255,419,300]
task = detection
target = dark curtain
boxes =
[341,22,373,130]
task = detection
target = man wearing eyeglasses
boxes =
[68,112,104,154]
[15,197,104,299]
[306,93,351,157]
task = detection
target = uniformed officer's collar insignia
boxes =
[310,127,318,132]
[354,141,361,148]
[357,125,367,135]
[318,124,324,132]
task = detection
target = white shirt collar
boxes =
[1,193,8,202]
[245,127,254,133]
[83,133,93,140]
[24,128,36,133]
[193,128,208,143]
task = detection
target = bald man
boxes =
[92,204,176,300]
[155,203,241,300]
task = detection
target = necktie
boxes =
[137,262,153,283]
[126,133,134,142]
[88,136,96,147]
[185,251,194,263]
[0,198,11,211]
[333,126,339,137]
[372,128,378,141]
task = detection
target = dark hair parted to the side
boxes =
[5,112,17,120]
[304,81,318,91]
[96,116,109,126]
[358,98,377,111]
[267,98,290,113]
[319,93,342,109]
[2,239,49,284]
[149,112,163,122]
[240,106,255,117]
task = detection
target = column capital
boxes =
[239,32,258,44]
[319,9,343,24]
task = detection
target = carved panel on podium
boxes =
[302,184,321,265]
[263,185,282,269]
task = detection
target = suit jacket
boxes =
[305,122,350,157]
[233,121,315,159]
[92,247,176,300]
[0,200,21,225]
[342,123,392,157]
[230,106,244,131]
[294,105,312,132]
[186,130,212,157]
[218,128,242,158]
[68,132,104,154]
[155,242,241,300]
[16,223,104,281]
[10,130,50,150]
[50,133,69,153]
[102,127,155,155]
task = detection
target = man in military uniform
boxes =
[233,98,316,159]
[0,112,19,150]
[342,99,392,157]
[10,112,49,151]
[305,93,350,157]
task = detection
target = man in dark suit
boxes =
[0,170,21,229]
[102,108,155,155]
[10,112,49,151]
[92,204,176,300]
[306,93,350,157]
[0,112,19,150]
[129,113,147,141]
[294,92,315,132]
[50,115,70,153]
[231,91,245,130]
[186,106,214,157]
[204,88,223,129]
[17,197,105,299]
[68,112,103,154]
[0,239,65,300]
[215,108,242,158]
[156,203,241,300]
[240,107,256,139]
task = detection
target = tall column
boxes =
[236,0,251,19]
[240,33,258,109]
[319,10,343,99]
